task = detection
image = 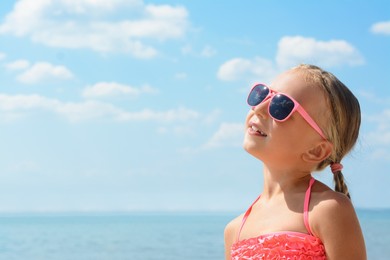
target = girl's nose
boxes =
[251,99,269,119]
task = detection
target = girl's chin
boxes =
[243,141,264,158]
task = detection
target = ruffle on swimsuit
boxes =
[231,178,326,259]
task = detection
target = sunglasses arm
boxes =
[295,106,327,140]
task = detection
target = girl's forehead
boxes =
[270,71,309,95]
[270,71,325,109]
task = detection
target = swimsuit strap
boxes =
[236,194,261,242]
[236,177,316,242]
[304,177,316,236]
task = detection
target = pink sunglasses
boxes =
[247,83,327,140]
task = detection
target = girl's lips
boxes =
[248,122,268,137]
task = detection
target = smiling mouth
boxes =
[250,123,268,137]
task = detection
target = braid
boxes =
[292,64,361,200]
[333,171,351,199]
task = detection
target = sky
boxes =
[0,0,389,213]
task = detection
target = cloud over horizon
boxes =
[0,93,200,123]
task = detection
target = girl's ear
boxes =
[302,141,333,163]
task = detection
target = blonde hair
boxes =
[292,64,361,199]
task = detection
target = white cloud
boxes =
[5,59,30,70]
[117,107,200,122]
[203,122,244,149]
[358,90,390,106]
[180,44,216,58]
[82,82,158,99]
[369,148,390,161]
[7,160,41,173]
[202,109,222,125]
[371,21,390,35]
[0,0,189,58]
[56,100,130,122]
[357,91,390,161]
[156,125,195,136]
[0,93,61,122]
[17,62,74,84]
[0,52,6,60]
[0,93,199,123]
[55,0,142,14]
[276,36,364,68]
[218,36,364,82]
[174,72,187,80]
[181,44,192,55]
[217,57,277,83]
[365,109,390,145]
[201,45,217,57]
[0,93,60,111]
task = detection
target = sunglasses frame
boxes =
[247,83,327,140]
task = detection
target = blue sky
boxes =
[0,0,389,212]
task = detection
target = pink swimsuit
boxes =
[231,178,326,259]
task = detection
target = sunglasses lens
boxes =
[248,84,269,106]
[269,94,295,120]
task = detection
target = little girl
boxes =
[224,64,366,259]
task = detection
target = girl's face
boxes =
[243,70,329,169]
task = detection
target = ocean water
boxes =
[0,210,388,260]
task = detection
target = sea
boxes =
[0,210,388,260]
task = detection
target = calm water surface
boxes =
[0,210,387,259]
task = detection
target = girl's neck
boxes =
[261,166,312,199]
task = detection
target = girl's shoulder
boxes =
[311,179,353,210]
[310,179,358,236]
[224,213,244,241]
